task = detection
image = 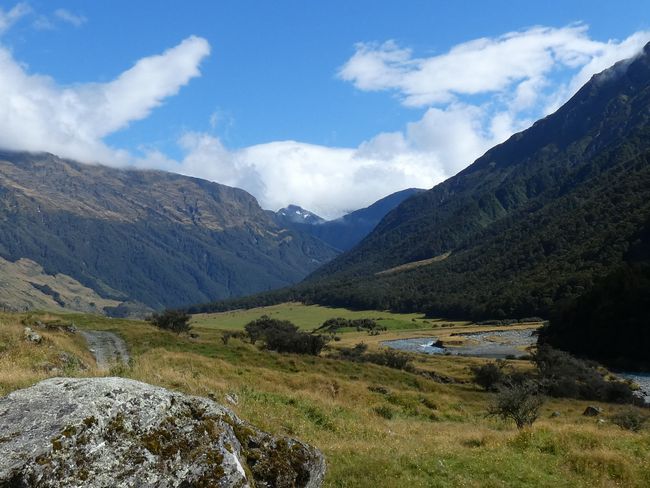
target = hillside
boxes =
[2,309,649,487]
[0,151,338,313]
[201,43,650,320]
[275,189,424,252]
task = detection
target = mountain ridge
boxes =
[275,188,424,252]
[0,151,338,313]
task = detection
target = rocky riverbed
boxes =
[382,328,536,359]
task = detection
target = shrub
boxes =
[148,310,192,334]
[221,331,247,345]
[610,408,648,432]
[365,349,412,371]
[488,381,544,429]
[471,361,506,391]
[533,345,634,403]
[335,342,368,361]
[313,317,350,334]
[373,405,394,419]
[244,315,297,344]
[243,316,326,355]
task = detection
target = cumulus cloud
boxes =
[0,35,210,164]
[157,135,443,219]
[166,26,650,218]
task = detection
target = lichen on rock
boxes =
[0,377,326,487]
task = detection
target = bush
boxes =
[533,345,635,403]
[313,317,350,334]
[471,361,506,391]
[373,405,394,419]
[610,408,648,432]
[335,343,368,361]
[364,349,412,371]
[243,315,326,355]
[488,381,544,429]
[244,315,297,344]
[148,310,192,334]
[313,317,387,335]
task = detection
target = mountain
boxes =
[0,151,338,314]
[296,43,650,318]
[199,43,650,321]
[275,205,325,226]
[275,189,424,252]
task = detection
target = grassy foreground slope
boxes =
[1,310,650,487]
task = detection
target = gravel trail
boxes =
[80,331,130,370]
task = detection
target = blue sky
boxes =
[0,1,649,217]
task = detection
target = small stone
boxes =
[23,327,42,344]
[225,392,239,405]
[550,411,561,418]
[583,405,603,417]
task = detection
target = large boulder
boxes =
[0,377,326,487]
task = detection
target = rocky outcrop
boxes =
[0,377,326,487]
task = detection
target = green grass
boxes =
[190,302,469,332]
[2,308,650,487]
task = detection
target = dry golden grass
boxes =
[1,310,649,487]
[0,313,101,395]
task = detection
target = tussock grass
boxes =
[1,310,649,486]
[0,313,100,395]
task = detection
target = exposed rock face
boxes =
[0,377,326,487]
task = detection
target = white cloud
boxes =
[0,2,30,33]
[160,135,442,219]
[54,8,86,27]
[165,27,650,219]
[0,16,648,219]
[338,25,636,108]
[0,35,210,164]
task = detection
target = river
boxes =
[381,328,536,359]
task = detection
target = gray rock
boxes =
[23,326,42,344]
[225,392,239,406]
[583,405,603,417]
[0,377,326,487]
[550,411,561,418]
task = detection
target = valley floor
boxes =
[1,306,649,487]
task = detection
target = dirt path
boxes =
[80,331,130,370]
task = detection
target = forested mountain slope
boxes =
[0,151,337,314]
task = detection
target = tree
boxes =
[488,381,544,429]
[148,310,192,334]
[243,315,326,355]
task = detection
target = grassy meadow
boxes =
[1,306,649,487]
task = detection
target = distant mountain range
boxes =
[273,188,423,251]
[0,151,419,315]
[200,43,650,333]
[0,152,339,315]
